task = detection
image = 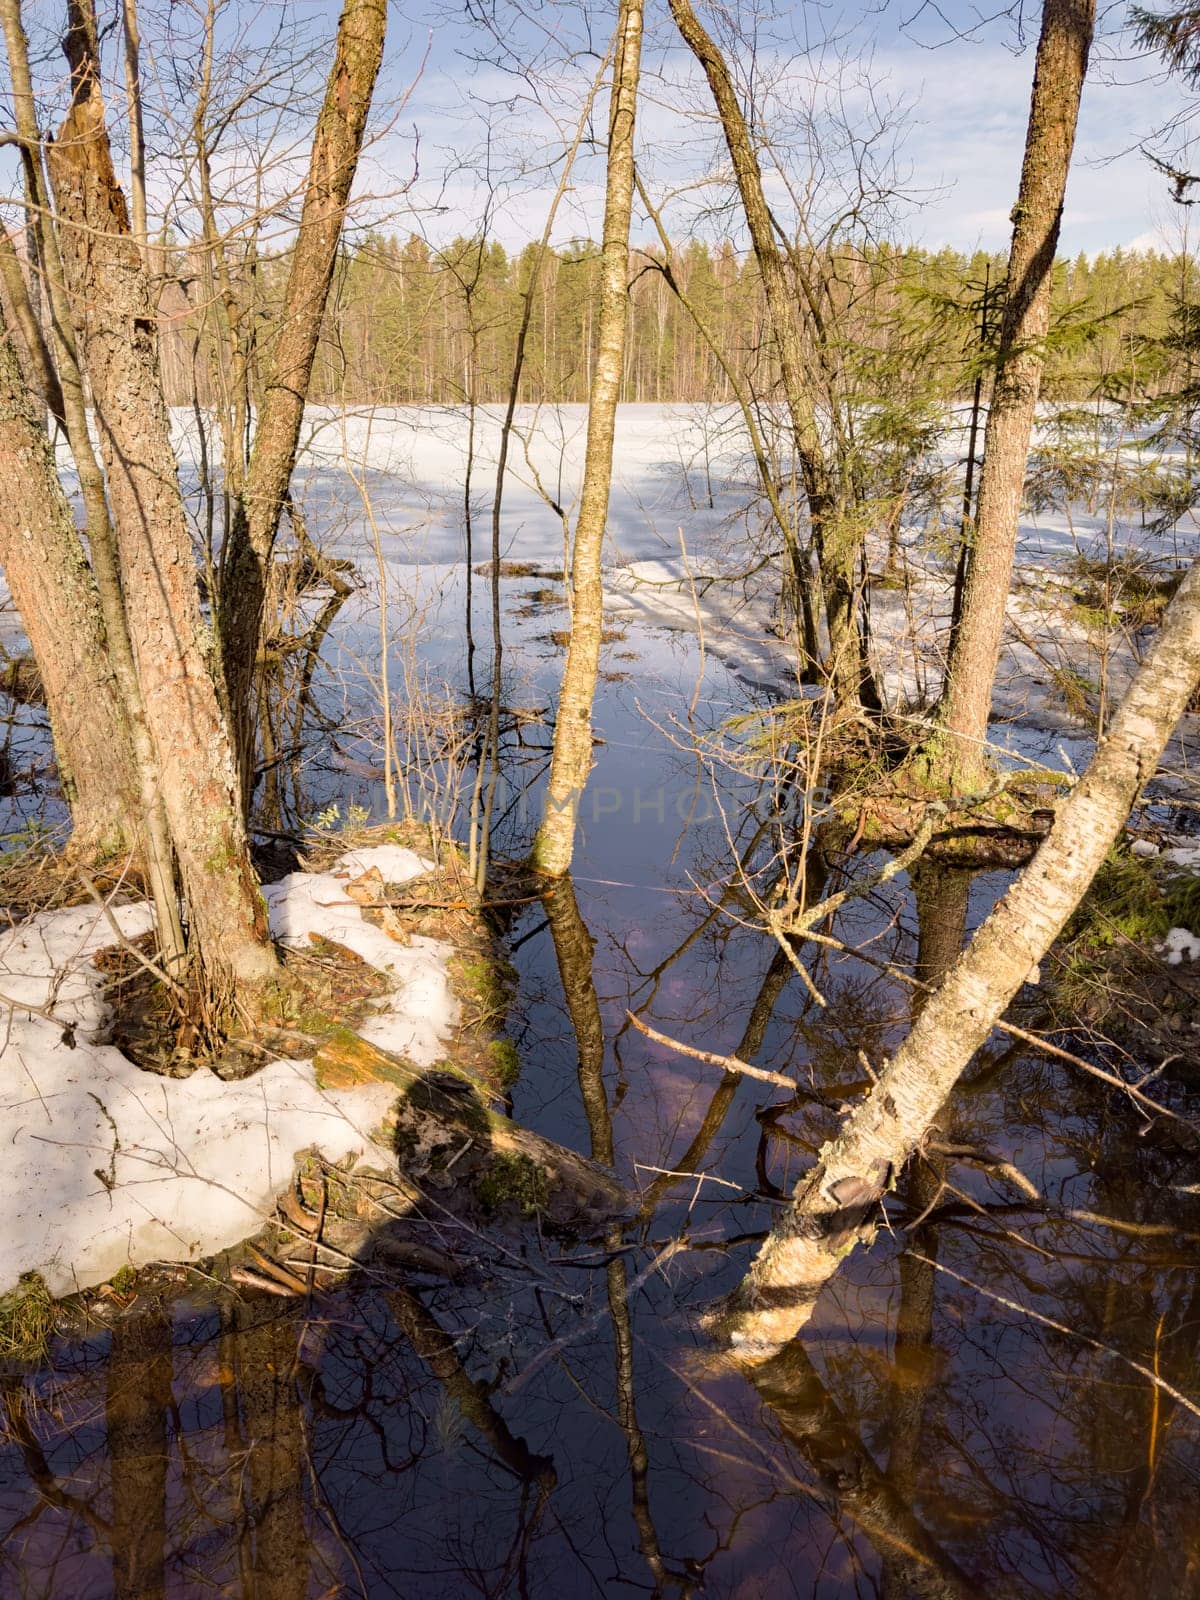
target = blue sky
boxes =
[356,0,1198,256]
[2,0,1192,259]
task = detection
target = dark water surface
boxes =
[3,431,1199,1597]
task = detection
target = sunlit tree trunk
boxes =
[47,0,276,1001]
[665,0,868,710]
[720,556,1200,1360]
[218,0,387,800]
[1,0,185,967]
[119,0,149,272]
[0,223,64,426]
[931,0,1096,787]
[0,324,136,856]
[531,0,644,876]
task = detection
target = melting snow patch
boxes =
[1163,927,1200,966]
[1162,844,1200,873]
[0,845,456,1298]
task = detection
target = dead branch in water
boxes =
[626,1011,797,1090]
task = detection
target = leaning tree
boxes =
[0,0,387,1013]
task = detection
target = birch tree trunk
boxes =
[531,0,643,876]
[665,0,868,710]
[0,324,136,856]
[930,0,1096,787]
[47,1,277,1001]
[720,555,1200,1360]
[217,0,387,798]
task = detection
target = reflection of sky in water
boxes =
[2,410,1199,1595]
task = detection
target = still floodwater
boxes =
[2,410,1198,1598]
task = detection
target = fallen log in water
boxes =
[312,1032,630,1235]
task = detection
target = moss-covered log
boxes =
[312,1032,629,1234]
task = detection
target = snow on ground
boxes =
[24,401,1196,752]
[0,845,457,1299]
[1164,927,1200,965]
[606,556,802,697]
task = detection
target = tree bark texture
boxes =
[47,5,276,998]
[721,554,1200,1360]
[0,323,137,855]
[0,223,65,428]
[531,0,644,876]
[218,0,387,795]
[0,0,185,964]
[935,0,1096,784]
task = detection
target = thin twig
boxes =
[77,873,187,998]
[909,1252,1200,1421]
[626,1010,796,1090]
[504,1239,686,1397]
[799,926,1193,1128]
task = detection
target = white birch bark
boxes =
[531,0,643,876]
[722,557,1200,1360]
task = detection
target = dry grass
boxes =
[0,1274,55,1365]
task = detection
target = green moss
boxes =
[1055,845,1200,1015]
[314,1030,419,1091]
[476,1153,548,1217]
[110,1264,137,1296]
[1165,873,1200,934]
[457,954,516,1016]
[487,1038,521,1088]
[204,840,236,875]
[0,1273,55,1363]
[1064,846,1175,951]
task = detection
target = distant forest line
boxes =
[149,234,1200,413]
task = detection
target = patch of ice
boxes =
[1161,844,1200,873]
[0,855,457,1298]
[1163,927,1200,965]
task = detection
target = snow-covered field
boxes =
[260,402,1199,743]
[12,400,1194,743]
[0,845,455,1299]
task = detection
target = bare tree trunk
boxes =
[0,324,136,856]
[1,0,185,966]
[931,0,1096,787]
[48,0,276,1001]
[719,555,1200,1360]
[218,0,387,798]
[531,0,644,876]
[665,0,868,711]
[119,0,149,272]
[0,223,65,427]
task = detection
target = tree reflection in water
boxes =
[3,825,1200,1597]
